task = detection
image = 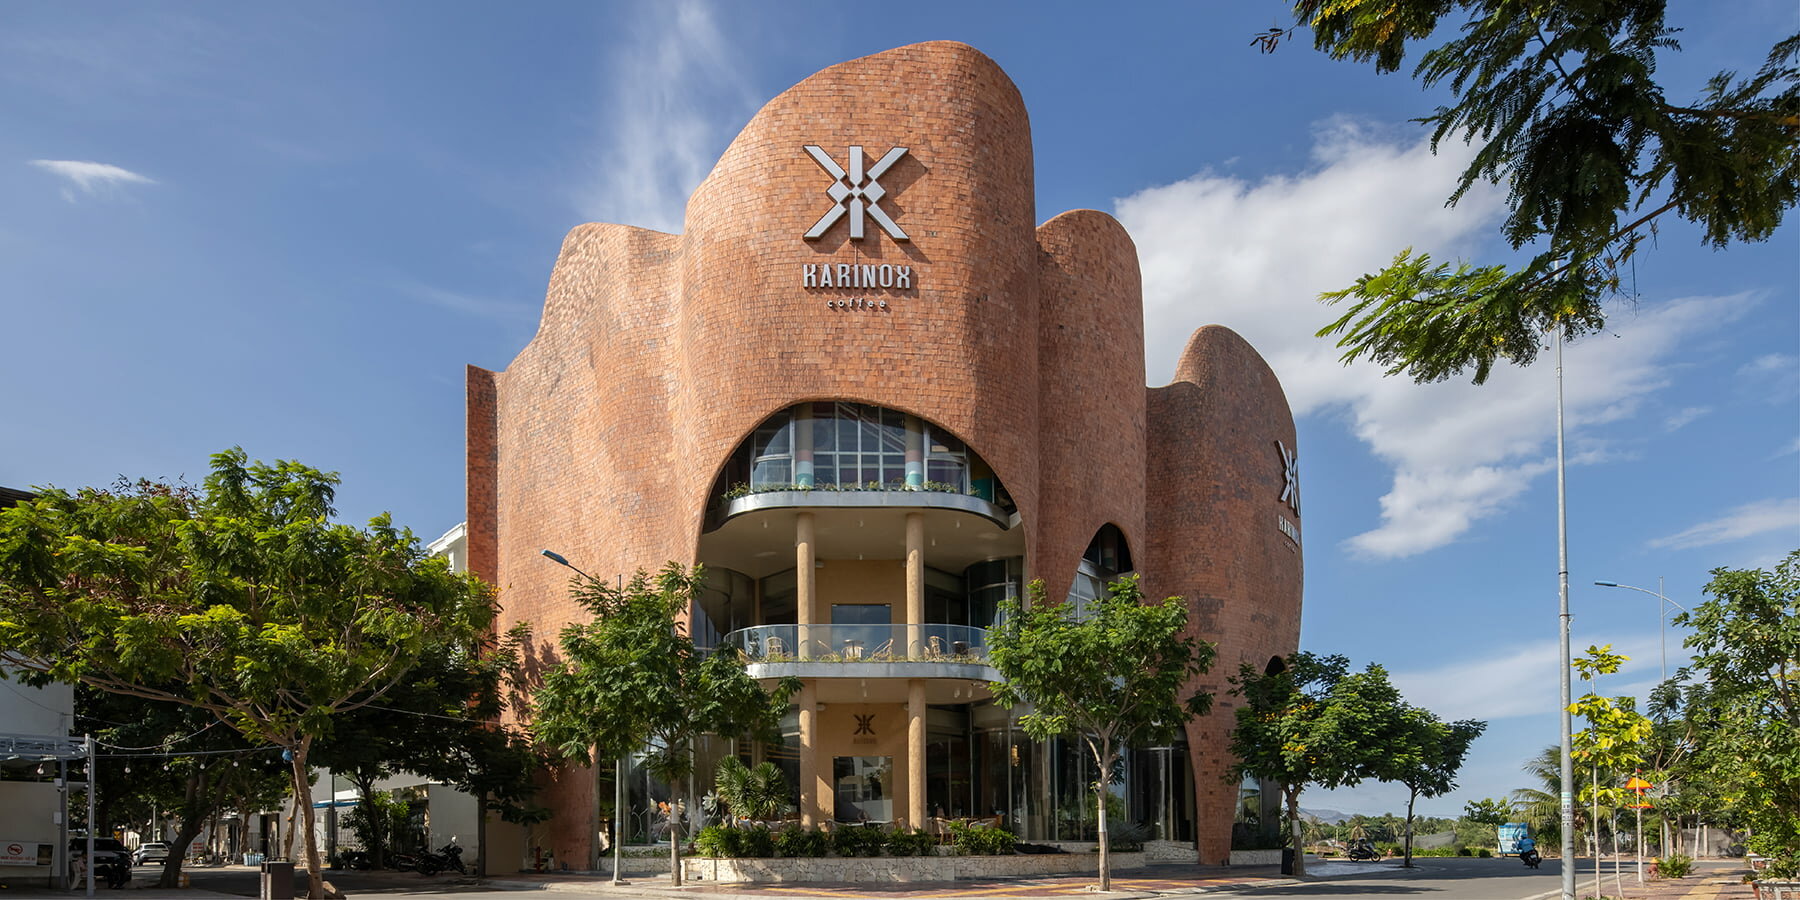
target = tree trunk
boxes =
[160,811,205,888]
[475,792,488,877]
[668,784,683,887]
[1096,752,1111,893]
[1403,789,1417,867]
[1287,785,1306,879]
[351,772,382,868]
[289,739,324,900]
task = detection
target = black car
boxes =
[69,838,132,888]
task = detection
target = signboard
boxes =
[1497,823,1529,855]
[0,841,51,866]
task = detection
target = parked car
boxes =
[132,842,170,866]
[69,838,132,888]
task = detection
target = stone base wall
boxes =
[682,852,1146,883]
[1146,840,1200,862]
[1228,849,1283,866]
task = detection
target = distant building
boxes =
[463,42,1302,868]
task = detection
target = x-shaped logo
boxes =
[803,145,910,242]
[1276,440,1300,515]
[853,714,876,735]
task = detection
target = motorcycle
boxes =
[428,840,466,876]
[93,856,131,889]
[1521,848,1542,869]
[1347,842,1382,861]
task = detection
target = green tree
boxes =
[1672,550,1800,876]
[1227,652,1409,877]
[988,575,1214,891]
[81,686,290,887]
[530,563,795,886]
[310,628,536,872]
[1381,709,1486,866]
[1462,797,1515,827]
[1277,0,1800,384]
[1570,644,1653,897]
[0,449,496,899]
[711,757,792,824]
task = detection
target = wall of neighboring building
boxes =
[1,674,74,737]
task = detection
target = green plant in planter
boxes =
[774,824,829,858]
[831,826,885,857]
[946,821,1016,856]
[885,828,936,857]
[714,758,792,823]
[1654,854,1693,878]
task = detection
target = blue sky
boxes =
[3,1,1796,819]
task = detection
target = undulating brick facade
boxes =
[468,41,1300,869]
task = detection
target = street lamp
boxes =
[1592,579,1689,685]
[1554,326,1577,900]
[540,549,628,886]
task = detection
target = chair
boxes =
[764,636,786,658]
[926,635,945,657]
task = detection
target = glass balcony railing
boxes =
[721,623,991,665]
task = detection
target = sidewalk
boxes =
[1527,863,1761,900]
[482,864,1296,899]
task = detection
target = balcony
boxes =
[721,623,1000,684]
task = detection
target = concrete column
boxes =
[795,405,815,488]
[905,511,924,656]
[908,679,926,829]
[797,512,815,658]
[904,414,924,487]
[798,681,818,827]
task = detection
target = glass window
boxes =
[833,757,894,823]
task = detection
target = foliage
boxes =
[988,575,1212,889]
[695,824,775,858]
[1228,652,1411,877]
[1378,706,1486,866]
[1655,853,1693,878]
[773,824,829,858]
[712,757,792,823]
[830,826,886,858]
[530,563,797,885]
[1673,551,1800,874]
[1461,797,1514,827]
[0,449,496,899]
[1102,821,1153,853]
[884,828,936,858]
[342,793,416,861]
[946,821,1016,856]
[1283,0,1800,384]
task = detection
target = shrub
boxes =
[1656,854,1693,878]
[947,821,1016,856]
[830,826,885,857]
[885,828,936,857]
[1477,848,1493,858]
[740,826,775,858]
[1105,822,1152,853]
[695,825,731,858]
[774,824,829,858]
[1457,846,1473,857]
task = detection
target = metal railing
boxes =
[721,623,990,664]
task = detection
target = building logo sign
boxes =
[803,146,910,242]
[1276,441,1300,514]
[852,713,877,745]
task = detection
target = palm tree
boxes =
[712,758,792,825]
[1511,745,1615,854]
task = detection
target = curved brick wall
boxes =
[467,41,1299,865]
[1145,325,1303,865]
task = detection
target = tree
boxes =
[988,575,1214,891]
[80,686,290,887]
[1227,652,1409,878]
[530,563,795,886]
[1277,1,1799,384]
[1672,550,1800,876]
[1570,644,1653,898]
[310,627,537,872]
[0,449,497,899]
[1462,797,1515,827]
[711,757,792,824]
[1381,709,1486,866]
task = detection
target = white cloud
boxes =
[1390,634,1677,724]
[1649,497,1800,550]
[1117,120,1753,559]
[579,0,757,233]
[1737,352,1800,404]
[395,281,534,321]
[28,159,156,200]
[1775,437,1800,459]
[1664,406,1710,431]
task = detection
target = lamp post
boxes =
[1592,578,1689,857]
[1592,578,1689,686]
[1555,326,1577,900]
[540,549,628,886]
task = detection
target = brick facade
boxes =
[467,41,1300,868]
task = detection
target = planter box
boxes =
[1229,849,1284,866]
[682,851,1146,883]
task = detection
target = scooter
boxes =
[93,856,131,889]
[1521,848,1542,869]
[1347,843,1382,861]
[424,840,465,876]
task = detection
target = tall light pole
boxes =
[540,549,628,886]
[1592,578,1689,857]
[1592,578,1689,686]
[1555,327,1576,900]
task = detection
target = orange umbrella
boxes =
[1624,775,1654,792]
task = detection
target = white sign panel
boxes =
[0,841,49,866]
